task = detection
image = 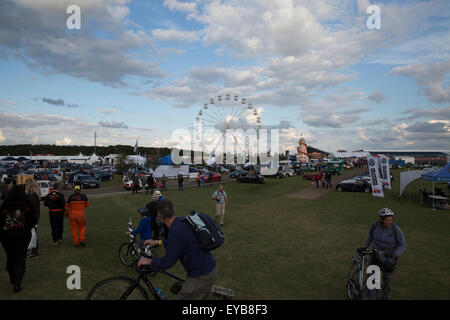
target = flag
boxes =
[367,155,384,197]
[378,154,392,189]
[134,138,138,153]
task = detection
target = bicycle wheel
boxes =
[119,243,138,267]
[87,276,149,300]
[346,261,362,300]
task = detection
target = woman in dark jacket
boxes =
[0,184,39,293]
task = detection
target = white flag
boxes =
[378,154,391,189]
[134,139,138,153]
[367,155,384,197]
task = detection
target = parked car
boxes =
[74,175,100,189]
[281,168,295,177]
[264,171,284,179]
[37,180,53,200]
[336,178,371,193]
[199,173,222,183]
[229,170,248,178]
[237,175,267,184]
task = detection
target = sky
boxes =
[0,0,449,154]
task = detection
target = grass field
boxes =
[1,168,449,300]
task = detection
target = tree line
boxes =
[0,144,171,158]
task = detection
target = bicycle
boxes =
[119,218,158,267]
[347,248,382,300]
[88,244,234,300]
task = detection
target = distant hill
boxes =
[0,144,329,159]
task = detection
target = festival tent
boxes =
[421,163,450,209]
[399,169,434,198]
[127,155,146,166]
[421,163,450,183]
[159,155,173,165]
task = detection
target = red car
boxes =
[198,173,222,183]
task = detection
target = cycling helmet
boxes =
[137,207,150,216]
[378,208,394,217]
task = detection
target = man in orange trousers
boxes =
[65,185,90,247]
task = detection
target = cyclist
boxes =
[138,200,217,300]
[125,208,152,241]
[359,208,407,300]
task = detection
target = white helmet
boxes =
[378,208,394,217]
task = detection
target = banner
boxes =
[367,155,384,197]
[378,154,391,189]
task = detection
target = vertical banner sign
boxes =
[367,155,384,197]
[378,154,391,189]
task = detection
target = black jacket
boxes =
[44,190,66,213]
[0,185,39,236]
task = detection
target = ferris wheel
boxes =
[195,94,261,136]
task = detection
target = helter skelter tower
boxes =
[297,135,309,163]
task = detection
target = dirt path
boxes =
[288,167,369,200]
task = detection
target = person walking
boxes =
[359,208,407,300]
[24,179,41,259]
[138,200,217,300]
[131,174,137,194]
[209,171,213,185]
[65,185,90,247]
[146,174,155,195]
[178,174,184,191]
[325,171,332,189]
[0,185,39,293]
[161,174,167,191]
[314,172,321,188]
[44,183,66,247]
[211,185,228,226]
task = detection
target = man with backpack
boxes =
[138,200,218,300]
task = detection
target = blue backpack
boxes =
[185,211,224,251]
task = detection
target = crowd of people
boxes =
[0,166,408,300]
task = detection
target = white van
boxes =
[37,180,53,200]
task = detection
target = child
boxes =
[125,208,152,241]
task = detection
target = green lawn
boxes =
[1,168,449,299]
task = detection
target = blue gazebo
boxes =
[421,163,450,209]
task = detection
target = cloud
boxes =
[405,121,449,134]
[55,137,72,145]
[163,0,197,13]
[390,60,450,103]
[98,121,129,129]
[0,129,5,143]
[399,106,450,121]
[42,98,64,106]
[0,98,19,107]
[41,97,79,107]
[368,91,385,104]
[100,109,117,115]
[0,0,167,87]
[152,29,200,42]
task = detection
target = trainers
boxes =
[26,253,38,259]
